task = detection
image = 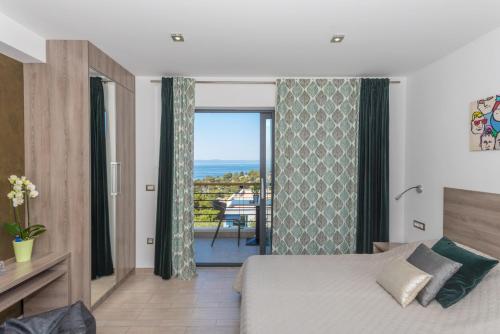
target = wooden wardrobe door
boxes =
[115,84,136,282]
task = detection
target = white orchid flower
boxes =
[12,197,24,207]
[6,176,39,208]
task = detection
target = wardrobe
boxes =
[23,40,136,308]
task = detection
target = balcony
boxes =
[194,182,261,264]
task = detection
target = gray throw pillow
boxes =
[407,243,462,306]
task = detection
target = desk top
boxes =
[0,252,70,294]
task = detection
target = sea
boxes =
[194,160,259,180]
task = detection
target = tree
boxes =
[193,170,260,228]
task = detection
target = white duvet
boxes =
[234,241,500,334]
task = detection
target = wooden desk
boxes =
[0,252,70,316]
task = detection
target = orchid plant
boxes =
[3,175,46,241]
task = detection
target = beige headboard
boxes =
[444,187,500,259]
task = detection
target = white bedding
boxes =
[235,241,500,334]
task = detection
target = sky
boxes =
[194,113,260,160]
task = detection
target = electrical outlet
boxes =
[146,185,155,191]
[147,238,154,244]
[413,220,426,231]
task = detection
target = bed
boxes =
[235,188,500,334]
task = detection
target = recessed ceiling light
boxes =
[171,33,184,42]
[331,35,345,43]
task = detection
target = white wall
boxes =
[404,27,500,242]
[135,77,162,268]
[135,76,407,267]
[0,11,45,63]
[388,79,407,242]
[195,78,276,109]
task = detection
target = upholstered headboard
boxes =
[444,187,500,259]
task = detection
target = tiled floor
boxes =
[94,268,241,334]
[195,237,258,264]
[91,274,116,306]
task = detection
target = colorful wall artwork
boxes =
[470,95,500,151]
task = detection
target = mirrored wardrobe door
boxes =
[89,70,117,307]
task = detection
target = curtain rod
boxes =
[149,79,401,84]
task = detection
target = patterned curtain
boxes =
[155,77,196,280]
[171,77,197,279]
[273,79,360,255]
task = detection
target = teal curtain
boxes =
[154,77,174,279]
[273,79,360,255]
[155,77,196,280]
[90,77,113,279]
[356,78,390,254]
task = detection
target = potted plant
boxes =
[3,175,46,262]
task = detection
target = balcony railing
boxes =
[194,182,260,230]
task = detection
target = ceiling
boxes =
[1,0,499,77]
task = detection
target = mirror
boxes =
[89,69,117,306]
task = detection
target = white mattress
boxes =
[235,241,500,334]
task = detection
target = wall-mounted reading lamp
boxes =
[395,185,423,200]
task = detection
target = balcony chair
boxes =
[211,200,245,247]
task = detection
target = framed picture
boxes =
[469,95,500,151]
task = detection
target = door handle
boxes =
[110,162,121,196]
[110,162,118,196]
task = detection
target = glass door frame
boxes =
[259,112,274,255]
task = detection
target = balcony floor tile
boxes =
[195,238,259,264]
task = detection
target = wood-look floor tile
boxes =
[137,308,194,320]
[93,309,143,321]
[149,293,197,304]
[184,326,239,334]
[191,308,240,320]
[96,302,147,311]
[105,292,154,304]
[159,319,217,327]
[98,320,172,327]
[126,326,186,334]
[216,320,240,327]
[96,326,129,334]
[94,268,242,333]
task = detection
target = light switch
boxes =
[146,185,155,191]
[147,238,154,244]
